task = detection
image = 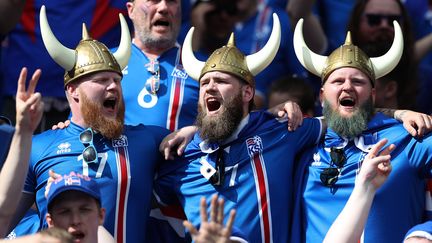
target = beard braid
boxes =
[323,97,374,139]
[195,91,244,144]
[80,92,125,139]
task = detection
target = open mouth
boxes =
[206,98,221,113]
[103,97,117,111]
[71,231,85,242]
[154,20,170,27]
[339,97,355,107]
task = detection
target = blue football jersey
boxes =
[155,111,322,243]
[24,122,169,243]
[120,43,199,131]
[297,113,432,243]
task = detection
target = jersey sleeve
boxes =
[288,117,323,151]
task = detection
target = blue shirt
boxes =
[155,111,322,243]
[120,43,199,131]
[296,113,432,243]
[24,121,169,243]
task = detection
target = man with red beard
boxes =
[5,6,170,243]
[153,14,324,243]
[291,18,432,242]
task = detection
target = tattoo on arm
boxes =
[375,108,396,118]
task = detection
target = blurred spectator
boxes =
[267,75,316,117]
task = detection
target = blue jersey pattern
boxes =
[120,44,199,130]
[298,113,432,243]
[24,122,169,243]
[155,111,322,243]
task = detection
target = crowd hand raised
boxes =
[44,170,61,199]
[51,120,70,130]
[267,100,303,131]
[15,67,44,134]
[183,195,236,243]
[394,110,432,138]
[160,126,197,160]
[358,139,395,190]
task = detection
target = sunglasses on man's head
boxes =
[320,147,347,187]
[365,13,402,27]
[79,128,98,164]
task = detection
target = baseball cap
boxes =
[47,172,101,209]
[404,221,432,241]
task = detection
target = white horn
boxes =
[246,13,281,75]
[39,5,75,71]
[181,27,205,81]
[370,21,404,79]
[113,14,131,70]
[293,18,327,77]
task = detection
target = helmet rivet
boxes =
[211,64,216,68]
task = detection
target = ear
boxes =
[126,1,135,19]
[46,213,54,227]
[384,81,397,98]
[66,83,79,100]
[99,208,106,225]
[319,87,324,107]
[242,85,254,103]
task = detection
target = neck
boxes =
[133,38,174,60]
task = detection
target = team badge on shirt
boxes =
[56,142,71,154]
[171,64,188,79]
[112,135,128,147]
[246,136,263,157]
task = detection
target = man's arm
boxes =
[0,68,43,237]
[377,108,432,137]
[323,139,394,243]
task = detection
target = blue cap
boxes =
[47,172,101,208]
[404,221,432,241]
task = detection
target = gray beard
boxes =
[323,98,374,138]
[195,92,244,144]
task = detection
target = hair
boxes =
[346,0,417,110]
[40,227,74,243]
[268,75,316,115]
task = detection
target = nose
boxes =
[157,0,169,13]
[70,212,82,226]
[341,79,354,91]
[106,78,120,90]
[205,79,217,92]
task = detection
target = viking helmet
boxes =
[39,5,131,87]
[181,13,281,86]
[293,18,403,85]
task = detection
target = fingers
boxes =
[216,197,225,224]
[209,194,218,222]
[367,139,388,159]
[27,69,42,96]
[16,67,28,96]
[183,220,199,237]
[225,209,236,236]
[200,197,208,223]
[403,122,418,137]
[284,102,303,131]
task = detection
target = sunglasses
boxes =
[209,149,225,186]
[365,13,402,27]
[79,128,98,164]
[320,147,347,187]
[145,60,160,94]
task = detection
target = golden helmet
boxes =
[181,13,281,86]
[39,5,131,87]
[293,18,403,85]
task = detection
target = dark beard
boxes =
[80,92,125,139]
[323,97,374,139]
[195,92,244,144]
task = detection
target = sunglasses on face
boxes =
[209,149,225,186]
[79,128,98,164]
[365,13,402,27]
[320,147,347,187]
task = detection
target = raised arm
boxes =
[0,67,43,237]
[323,139,395,243]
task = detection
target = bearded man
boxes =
[5,6,170,243]
[291,18,432,243]
[152,14,325,243]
